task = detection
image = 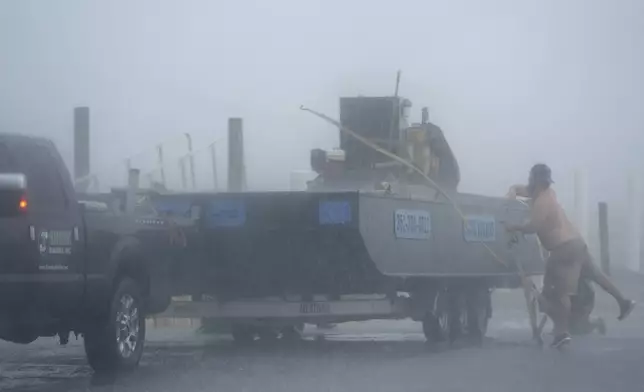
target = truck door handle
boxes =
[74,227,80,241]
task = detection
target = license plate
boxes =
[299,302,330,314]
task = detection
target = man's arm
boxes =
[509,196,549,234]
[507,184,530,199]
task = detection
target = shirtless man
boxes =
[506,164,635,347]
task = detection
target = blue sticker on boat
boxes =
[463,215,496,242]
[153,200,193,218]
[207,200,246,227]
[319,201,352,225]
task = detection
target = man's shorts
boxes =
[543,239,590,298]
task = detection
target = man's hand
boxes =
[506,184,530,199]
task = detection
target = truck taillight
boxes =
[0,191,27,217]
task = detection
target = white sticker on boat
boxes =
[463,215,496,242]
[394,209,431,240]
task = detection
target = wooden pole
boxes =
[156,145,166,187]
[185,134,196,189]
[125,169,140,214]
[73,107,91,192]
[227,118,245,192]
[210,143,219,191]
[598,202,611,276]
[179,158,188,190]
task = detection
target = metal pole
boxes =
[210,143,219,191]
[157,144,166,187]
[179,158,188,190]
[598,202,611,276]
[185,133,196,189]
[394,70,401,97]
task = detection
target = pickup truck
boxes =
[0,133,175,373]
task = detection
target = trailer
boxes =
[146,93,545,344]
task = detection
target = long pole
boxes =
[185,133,196,189]
[179,158,187,190]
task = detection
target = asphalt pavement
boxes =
[2,270,644,392]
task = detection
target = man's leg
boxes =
[583,259,635,320]
[543,259,574,347]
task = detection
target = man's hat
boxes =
[530,163,554,184]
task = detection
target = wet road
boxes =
[2,272,644,392]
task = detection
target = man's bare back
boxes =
[509,185,579,250]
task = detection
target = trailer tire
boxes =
[231,325,255,345]
[422,291,450,343]
[448,293,467,344]
[84,277,146,373]
[281,324,304,341]
[466,287,490,344]
[257,327,279,342]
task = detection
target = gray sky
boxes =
[1,0,643,207]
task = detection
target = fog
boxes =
[1,0,643,208]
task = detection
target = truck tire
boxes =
[84,277,146,373]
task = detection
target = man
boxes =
[506,164,635,347]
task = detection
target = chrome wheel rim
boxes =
[115,294,139,358]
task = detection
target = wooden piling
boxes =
[73,107,90,192]
[227,118,245,192]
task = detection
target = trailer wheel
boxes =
[281,324,304,341]
[231,325,256,345]
[467,288,492,343]
[466,288,490,344]
[84,277,146,373]
[448,293,468,344]
[257,327,279,342]
[422,291,450,343]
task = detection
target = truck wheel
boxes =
[84,277,146,373]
